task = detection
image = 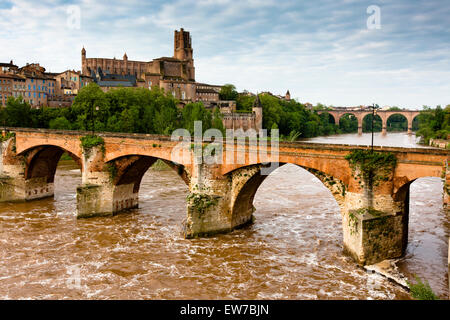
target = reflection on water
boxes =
[0,132,447,300]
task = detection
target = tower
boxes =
[285,90,291,100]
[81,47,87,75]
[174,28,195,81]
[252,94,263,131]
[174,28,193,61]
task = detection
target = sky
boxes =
[0,0,449,108]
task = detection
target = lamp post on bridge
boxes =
[371,103,380,152]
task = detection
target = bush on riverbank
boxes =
[406,275,439,300]
[416,105,450,145]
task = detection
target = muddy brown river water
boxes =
[0,132,448,299]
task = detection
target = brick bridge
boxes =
[0,128,448,265]
[317,109,421,135]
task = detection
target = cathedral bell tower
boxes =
[174,28,195,81]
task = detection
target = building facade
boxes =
[0,62,58,107]
[82,28,219,104]
[54,70,92,96]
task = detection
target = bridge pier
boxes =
[341,191,407,265]
[76,145,140,218]
[407,127,413,135]
[184,163,237,238]
[358,126,363,136]
[0,137,55,202]
[340,164,408,265]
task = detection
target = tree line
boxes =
[1,83,447,143]
[0,83,224,135]
[415,105,450,144]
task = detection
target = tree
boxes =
[49,116,71,130]
[219,84,238,101]
[211,107,225,134]
[5,96,32,127]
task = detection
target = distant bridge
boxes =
[317,109,421,135]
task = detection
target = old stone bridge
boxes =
[317,109,421,135]
[0,128,448,266]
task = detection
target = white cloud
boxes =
[0,0,448,107]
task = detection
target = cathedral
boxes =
[82,28,201,102]
[81,28,262,132]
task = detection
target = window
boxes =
[31,79,34,83]
[182,91,186,100]
[28,85,31,90]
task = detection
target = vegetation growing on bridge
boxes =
[0,131,15,143]
[345,150,397,188]
[80,135,105,156]
[187,193,219,216]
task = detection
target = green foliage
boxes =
[407,276,439,300]
[345,150,397,187]
[386,114,407,132]
[1,96,33,127]
[363,114,382,133]
[49,116,71,130]
[59,153,73,161]
[181,102,212,134]
[338,114,358,133]
[0,131,15,143]
[80,135,105,155]
[219,84,238,101]
[187,193,218,215]
[236,94,255,112]
[106,162,118,181]
[416,105,450,144]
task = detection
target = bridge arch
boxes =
[319,112,336,125]
[386,113,408,132]
[20,145,82,182]
[228,163,346,229]
[338,113,360,134]
[106,154,190,213]
[362,113,382,133]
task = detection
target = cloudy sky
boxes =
[1,0,449,108]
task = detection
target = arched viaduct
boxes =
[0,128,448,266]
[317,109,421,135]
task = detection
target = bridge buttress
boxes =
[76,145,142,218]
[341,165,408,265]
[0,137,55,201]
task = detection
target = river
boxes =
[0,132,447,299]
